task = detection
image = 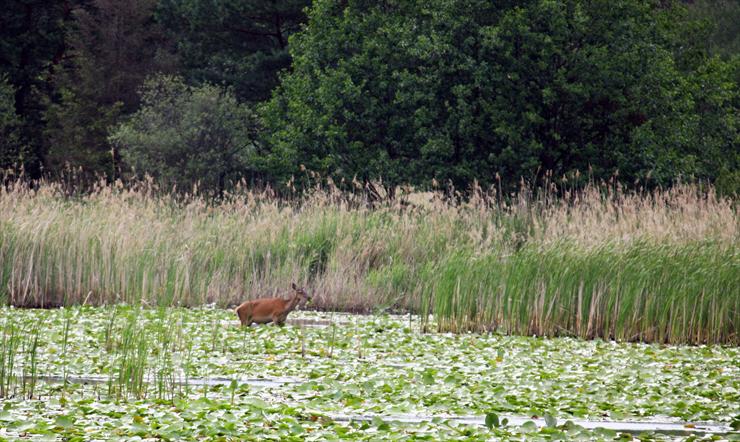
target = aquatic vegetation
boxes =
[0,307,736,440]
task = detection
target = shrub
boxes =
[110,75,260,194]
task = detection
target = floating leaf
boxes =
[544,413,557,428]
[485,412,499,429]
[54,415,75,428]
[372,416,390,431]
[422,368,435,385]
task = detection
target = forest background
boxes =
[1,0,738,195]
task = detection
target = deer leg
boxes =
[236,305,252,327]
[274,314,286,327]
[236,307,245,326]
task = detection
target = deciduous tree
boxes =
[109,75,260,195]
[264,0,738,190]
[157,0,309,102]
[44,0,176,178]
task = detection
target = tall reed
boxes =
[0,179,737,344]
[0,317,20,397]
[108,312,149,401]
[0,316,41,398]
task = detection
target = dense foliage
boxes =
[0,75,26,173]
[265,0,738,189]
[157,0,309,103]
[43,0,177,179]
[110,75,260,193]
[0,0,737,193]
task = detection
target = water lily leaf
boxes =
[54,415,75,428]
[422,368,435,385]
[9,420,35,431]
[372,416,390,431]
[544,413,557,428]
[485,412,499,429]
[243,397,270,409]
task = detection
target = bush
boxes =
[110,75,260,194]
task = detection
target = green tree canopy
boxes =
[43,0,177,179]
[109,75,260,195]
[264,0,739,190]
[0,75,27,174]
[157,0,309,103]
[684,0,740,59]
[0,0,76,177]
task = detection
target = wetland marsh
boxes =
[0,307,737,440]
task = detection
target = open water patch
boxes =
[33,374,301,388]
[219,318,350,328]
[325,412,735,436]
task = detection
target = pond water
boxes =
[0,306,737,440]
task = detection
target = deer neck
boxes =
[285,293,302,312]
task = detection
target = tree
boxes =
[0,76,28,174]
[683,0,740,59]
[157,0,309,103]
[0,0,77,178]
[109,75,260,194]
[43,0,176,179]
[263,0,737,190]
[686,56,740,195]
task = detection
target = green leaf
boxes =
[243,398,270,410]
[485,412,500,429]
[54,415,75,428]
[421,368,435,385]
[372,416,390,431]
[544,413,557,428]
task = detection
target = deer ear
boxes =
[291,282,297,290]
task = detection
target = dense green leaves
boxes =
[110,75,260,194]
[0,0,74,178]
[43,0,176,179]
[157,0,309,103]
[683,0,740,59]
[0,0,737,194]
[265,0,738,190]
[0,76,26,173]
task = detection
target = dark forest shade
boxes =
[0,0,737,193]
[157,0,309,103]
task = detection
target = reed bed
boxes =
[0,179,737,344]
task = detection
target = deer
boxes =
[235,283,312,327]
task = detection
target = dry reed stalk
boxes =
[0,179,736,343]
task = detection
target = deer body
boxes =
[235,283,310,327]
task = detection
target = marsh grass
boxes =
[21,325,39,398]
[0,315,42,398]
[0,317,20,397]
[108,312,149,400]
[0,179,737,344]
[59,310,71,400]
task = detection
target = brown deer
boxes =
[235,283,312,327]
